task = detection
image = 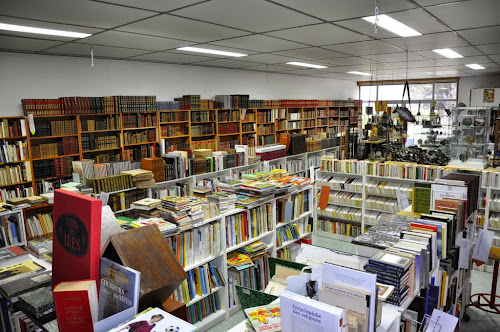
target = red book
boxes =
[409,222,437,233]
[53,280,98,332]
[52,190,102,291]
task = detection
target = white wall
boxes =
[458,74,500,106]
[0,52,358,116]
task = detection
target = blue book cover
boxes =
[188,270,196,299]
[94,257,140,331]
[199,267,207,295]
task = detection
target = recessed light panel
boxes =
[0,23,91,38]
[465,64,485,70]
[286,62,328,69]
[362,14,421,37]
[176,46,247,57]
[347,71,373,76]
[432,48,463,59]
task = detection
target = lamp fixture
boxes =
[176,46,247,57]
[0,23,91,38]
[347,71,373,76]
[465,64,485,70]
[432,48,463,59]
[286,62,328,69]
[362,14,421,37]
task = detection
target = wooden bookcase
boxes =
[256,108,276,146]
[241,109,256,147]
[159,109,191,152]
[79,113,122,163]
[0,116,32,203]
[121,111,160,161]
[216,109,240,150]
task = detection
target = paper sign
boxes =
[425,309,458,332]
[472,228,494,266]
[28,114,35,135]
[458,237,471,269]
[397,191,410,211]
[318,185,330,210]
[100,192,110,207]
[262,160,270,171]
[240,108,247,121]
[309,165,315,183]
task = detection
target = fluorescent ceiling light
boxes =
[176,46,247,57]
[432,48,463,58]
[362,14,421,37]
[0,23,91,38]
[465,63,485,70]
[347,71,373,76]
[286,62,327,69]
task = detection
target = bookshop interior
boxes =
[2,0,500,332]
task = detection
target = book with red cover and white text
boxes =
[51,190,102,291]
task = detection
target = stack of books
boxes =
[237,241,268,259]
[4,197,30,209]
[130,217,179,237]
[159,196,193,232]
[188,196,205,226]
[364,251,413,306]
[227,253,254,270]
[131,198,161,218]
[236,181,276,208]
[122,169,155,189]
[207,192,236,213]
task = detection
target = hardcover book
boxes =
[53,279,98,332]
[109,307,195,332]
[51,190,102,291]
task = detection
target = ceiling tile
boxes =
[452,62,499,70]
[0,15,102,41]
[266,24,370,46]
[391,60,443,68]
[414,46,484,59]
[476,43,500,55]
[244,64,301,72]
[0,35,63,52]
[272,47,349,60]
[459,26,500,45]
[426,0,499,30]
[278,68,331,75]
[94,0,205,12]
[171,0,320,33]
[362,52,426,63]
[126,51,218,63]
[41,42,148,58]
[0,0,155,29]
[383,32,469,51]
[238,53,292,64]
[405,66,452,72]
[269,0,416,21]
[436,55,492,66]
[413,1,464,6]
[336,8,450,39]
[78,31,191,51]
[212,35,305,52]
[324,40,403,56]
[190,58,261,68]
[489,55,500,63]
[462,67,500,75]
[321,57,374,66]
[118,14,248,43]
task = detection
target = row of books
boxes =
[0,186,34,204]
[365,180,413,198]
[190,139,217,151]
[123,144,159,161]
[0,214,23,247]
[31,119,77,137]
[80,115,120,132]
[191,124,215,136]
[219,140,239,151]
[276,223,301,247]
[123,129,157,145]
[316,205,363,222]
[218,123,239,134]
[31,136,78,158]
[73,159,140,181]
[488,194,500,212]
[257,109,277,123]
[25,213,53,239]
[122,113,157,128]
[186,292,220,324]
[227,253,269,308]
[191,110,215,122]
[0,119,26,138]
[276,189,309,225]
[86,174,134,194]
[276,243,300,261]
[81,134,120,151]
[165,221,221,269]
[324,190,362,207]
[21,97,359,115]
[257,123,274,135]
[108,189,147,212]
[225,204,272,248]
[0,141,28,163]
[217,110,239,122]
[316,174,362,192]
[317,218,365,237]
[366,195,400,213]
[0,163,31,185]
[489,211,500,228]
[161,124,188,137]
[171,262,225,305]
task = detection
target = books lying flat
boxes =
[244,303,281,332]
[0,271,52,301]
[0,260,45,285]
[0,245,28,268]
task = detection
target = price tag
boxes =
[100,192,110,207]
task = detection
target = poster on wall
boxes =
[483,89,495,103]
